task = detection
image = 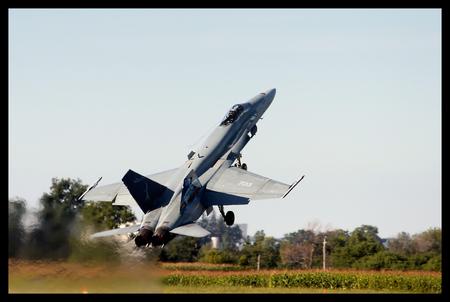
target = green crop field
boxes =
[9,260,441,294]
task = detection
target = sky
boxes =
[9,9,441,239]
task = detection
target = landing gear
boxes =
[218,205,235,226]
[250,125,257,138]
[225,211,235,226]
[235,154,248,171]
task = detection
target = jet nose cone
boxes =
[248,88,276,112]
[264,88,276,98]
[264,88,276,103]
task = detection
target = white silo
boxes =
[211,236,221,249]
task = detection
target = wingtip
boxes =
[282,175,305,199]
[78,176,103,201]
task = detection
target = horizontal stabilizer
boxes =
[90,224,141,239]
[170,223,210,238]
[80,168,178,211]
[78,177,103,201]
[80,182,122,202]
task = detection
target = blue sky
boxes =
[9,9,441,238]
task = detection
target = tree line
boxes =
[9,178,136,262]
[9,178,441,271]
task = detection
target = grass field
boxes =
[163,286,415,294]
[9,260,441,294]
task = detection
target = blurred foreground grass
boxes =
[9,259,163,293]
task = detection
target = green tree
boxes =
[163,208,246,262]
[159,236,201,262]
[9,198,27,258]
[69,202,136,263]
[26,178,88,259]
[24,177,136,261]
[348,225,384,257]
[422,254,441,271]
[198,210,244,251]
[319,229,349,268]
[199,245,239,264]
[352,251,409,270]
[284,229,316,245]
[330,225,384,268]
[239,230,280,268]
[80,202,136,230]
[407,252,434,269]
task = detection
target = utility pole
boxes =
[322,236,327,271]
[309,245,314,269]
[257,254,261,271]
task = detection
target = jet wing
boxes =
[202,167,303,206]
[81,168,178,207]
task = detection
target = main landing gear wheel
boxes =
[225,211,235,226]
[235,155,248,170]
[219,205,235,226]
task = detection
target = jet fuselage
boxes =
[137,89,276,246]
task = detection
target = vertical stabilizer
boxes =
[122,169,169,212]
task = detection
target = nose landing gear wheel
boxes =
[250,125,257,137]
[225,211,235,226]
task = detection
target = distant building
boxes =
[210,224,248,250]
[211,236,221,249]
[237,223,248,238]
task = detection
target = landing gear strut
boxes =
[235,154,247,171]
[218,205,235,226]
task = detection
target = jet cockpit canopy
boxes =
[220,104,244,126]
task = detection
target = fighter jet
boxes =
[80,88,304,247]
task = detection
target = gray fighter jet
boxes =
[80,88,304,247]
